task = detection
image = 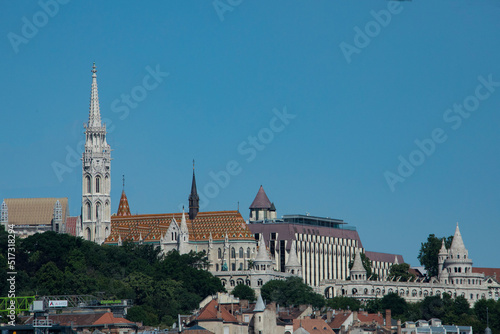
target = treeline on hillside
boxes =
[328,294,500,334]
[0,230,224,326]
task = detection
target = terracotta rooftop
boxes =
[3,198,69,226]
[105,210,254,244]
[472,267,500,279]
[294,318,335,334]
[358,313,384,326]
[329,311,352,329]
[249,185,272,209]
[196,299,238,323]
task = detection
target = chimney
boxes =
[385,309,391,329]
[239,299,249,309]
[353,311,358,323]
[397,319,402,334]
[216,305,222,319]
[326,310,333,323]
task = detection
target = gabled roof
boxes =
[249,186,272,209]
[196,299,238,323]
[3,198,69,225]
[329,312,352,329]
[357,313,383,326]
[116,191,131,216]
[294,319,335,334]
[93,312,135,326]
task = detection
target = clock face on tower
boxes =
[93,159,102,172]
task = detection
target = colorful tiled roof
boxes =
[105,210,254,244]
[93,312,135,325]
[3,198,69,225]
[249,185,272,209]
[116,191,131,216]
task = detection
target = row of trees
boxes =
[0,230,224,327]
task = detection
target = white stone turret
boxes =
[350,249,367,281]
[285,241,302,276]
[178,207,190,254]
[254,236,273,271]
[82,63,111,244]
[438,238,448,282]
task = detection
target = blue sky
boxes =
[1,1,499,267]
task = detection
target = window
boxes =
[232,263,236,271]
[96,176,101,193]
[96,203,100,220]
[230,280,235,286]
[86,203,92,220]
[247,247,251,258]
[231,248,236,259]
[218,248,222,259]
[86,175,91,193]
[239,247,244,258]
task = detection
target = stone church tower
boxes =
[82,63,111,244]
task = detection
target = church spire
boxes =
[189,160,199,220]
[88,62,102,128]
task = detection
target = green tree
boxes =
[380,293,408,317]
[231,283,256,302]
[389,263,415,282]
[326,296,361,311]
[261,277,325,308]
[417,234,452,277]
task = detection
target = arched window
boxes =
[230,280,235,286]
[257,279,263,286]
[218,248,222,259]
[96,203,101,220]
[86,202,92,220]
[231,248,236,259]
[86,227,91,240]
[96,176,101,193]
[239,247,244,258]
[247,247,251,258]
[86,175,91,193]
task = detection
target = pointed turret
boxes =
[350,249,367,281]
[88,63,102,128]
[249,186,277,222]
[117,175,131,216]
[189,162,199,220]
[254,235,273,271]
[253,294,266,312]
[450,223,466,253]
[285,241,302,276]
[116,191,131,216]
[180,207,189,234]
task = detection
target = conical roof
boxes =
[439,238,447,255]
[116,191,131,216]
[450,223,466,252]
[285,241,301,268]
[254,235,273,263]
[249,185,272,209]
[254,294,265,312]
[351,249,366,274]
[88,63,102,128]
